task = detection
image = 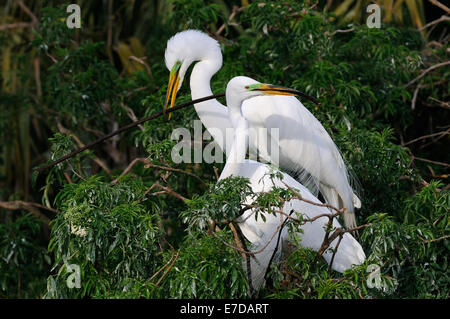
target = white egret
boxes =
[164,30,361,228]
[217,76,365,291]
[232,159,365,292]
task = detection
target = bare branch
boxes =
[419,15,450,31]
[419,234,450,243]
[111,157,207,186]
[0,201,59,225]
[427,0,450,14]
[0,22,31,31]
[403,129,450,146]
[406,61,450,87]
[411,83,420,110]
[121,102,145,131]
[328,28,355,36]
[57,122,113,177]
[155,249,180,286]
[17,0,39,28]
[149,183,188,202]
[413,155,450,167]
[281,180,343,214]
[128,56,154,80]
[149,242,175,283]
[216,6,244,36]
[37,93,225,173]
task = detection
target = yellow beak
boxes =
[248,83,321,106]
[164,62,182,120]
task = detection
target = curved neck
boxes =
[190,58,223,107]
[189,55,234,156]
[225,92,247,127]
[219,89,248,180]
[219,117,248,180]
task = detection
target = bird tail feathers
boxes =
[245,240,281,293]
[319,184,357,230]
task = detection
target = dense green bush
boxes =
[0,0,448,299]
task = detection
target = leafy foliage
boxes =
[46,176,164,298]
[0,214,50,298]
[0,0,448,299]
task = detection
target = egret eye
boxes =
[245,86,249,89]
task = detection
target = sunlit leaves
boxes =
[47,176,163,298]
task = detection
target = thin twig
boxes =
[229,222,255,295]
[0,201,58,225]
[155,249,180,286]
[213,166,220,180]
[149,242,175,283]
[427,0,450,14]
[37,93,225,173]
[328,234,343,273]
[419,234,450,243]
[411,83,421,110]
[216,6,244,36]
[129,56,153,80]
[229,222,246,258]
[150,183,188,202]
[213,219,285,256]
[120,102,145,131]
[0,22,31,31]
[406,61,450,87]
[329,28,355,36]
[0,201,59,214]
[281,180,342,214]
[419,15,450,31]
[110,157,207,186]
[413,156,450,167]
[145,163,207,187]
[57,122,113,177]
[17,0,39,29]
[428,97,450,109]
[403,129,450,146]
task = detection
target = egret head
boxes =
[164,30,222,119]
[226,76,320,107]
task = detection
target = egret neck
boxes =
[218,91,249,180]
[190,56,235,157]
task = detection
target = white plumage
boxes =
[235,159,365,291]
[164,30,361,229]
[216,76,365,291]
[165,30,365,289]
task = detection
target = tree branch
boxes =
[57,122,113,177]
[17,0,39,29]
[406,61,450,87]
[37,93,225,173]
[419,15,450,31]
[0,201,60,225]
[427,0,450,14]
[0,22,31,31]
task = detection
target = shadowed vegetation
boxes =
[0,0,448,299]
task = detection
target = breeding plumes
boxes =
[164,30,361,228]
[231,159,365,292]
[214,76,365,291]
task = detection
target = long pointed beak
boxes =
[164,63,182,120]
[251,84,321,106]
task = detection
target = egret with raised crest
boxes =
[164,30,361,228]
